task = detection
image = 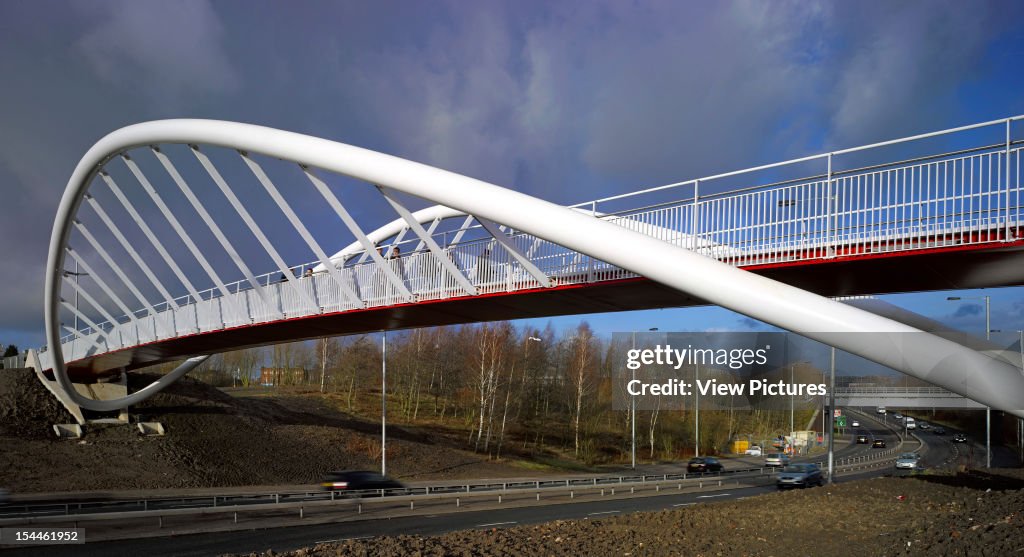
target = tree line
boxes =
[189,322,817,464]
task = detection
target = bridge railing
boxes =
[48,117,1023,366]
[835,386,961,395]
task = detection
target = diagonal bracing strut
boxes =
[378,186,477,296]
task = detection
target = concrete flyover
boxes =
[835,387,987,409]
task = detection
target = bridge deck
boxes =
[43,119,1024,379]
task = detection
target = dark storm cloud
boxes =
[0,0,1021,348]
[72,1,240,105]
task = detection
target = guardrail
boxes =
[0,456,900,532]
[0,354,26,369]
[0,408,917,532]
[0,446,909,529]
[0,467,765,520]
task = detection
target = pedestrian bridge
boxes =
[36,115,1024,416]
[835,387,986,409]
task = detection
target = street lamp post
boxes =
[626,331,634,470]
[695,361,700,458]
[820,364,826,445]
[630,328,658,469]
[947,295,992,468]
[789,364,795,443]
[1018,330,1024,464]
[827,347,836,484]
[381,330,387,476]
[63,264,89,359]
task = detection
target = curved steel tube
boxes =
[317,203,736,271]
[46,119,1024,415]
[316,205,466,270]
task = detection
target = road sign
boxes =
[833,409,842,418]
[835,416,847,427]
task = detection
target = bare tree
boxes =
[469,322,512,453]
[648,395,661,459]
[337,335,378,409]
[315,337,340,393]
[566,322,597,458]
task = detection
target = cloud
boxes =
[1,0,1023,350]
[580,2,829,185]
[738,317,762,330]
[952,304,983,319]
[823,1,1013,145]
[337,4,574,199]
[73,0,239,105]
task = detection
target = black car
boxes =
[687,457,724,473]
[953,433,967,443]
[872,439,887,448]
[322,471,404,493]
[932,427,946,435]
[856,435,869,444]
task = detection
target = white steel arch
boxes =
[317,204,737,270]
[45,119,1024,415]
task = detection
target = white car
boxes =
[851,420,860,427]
[745,445,763,457]
[894,453,920,470]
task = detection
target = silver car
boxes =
[894,452,920,470]
[764,453,790,467]
[776,464,823,489]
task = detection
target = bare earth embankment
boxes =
[0,370,533,493]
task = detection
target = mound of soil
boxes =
[0,371,526,493]
[233,469,1024,557]
[0,369,75,438]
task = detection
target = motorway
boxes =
[5,408,952,557]
[0,411,889,521]
[6,468,893,557]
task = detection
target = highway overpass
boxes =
[834,386,986,409]
[31,114,1024,418]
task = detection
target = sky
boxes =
[1,1,1023,359]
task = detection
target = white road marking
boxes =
[672,502,696,507]
[696,493,731,498]
[477,521,517,528]
[588,510,621,516]
[316,536,371,543]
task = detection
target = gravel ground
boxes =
[228,469,1024,557]
[0,370,532,492]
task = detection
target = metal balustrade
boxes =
[40,115,1024,402]
[836,387,958,395]
[48,143,1022,366]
